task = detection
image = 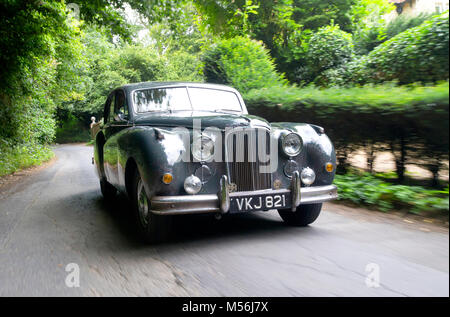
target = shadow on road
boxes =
[94,191,313,248]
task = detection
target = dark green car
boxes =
[92,82,337,242]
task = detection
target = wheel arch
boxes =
[94,131,106,179]
[125,157,138,197]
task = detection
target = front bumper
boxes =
[150,172,338,215]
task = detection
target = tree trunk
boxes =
[366,142,375,174]
[391,135,406,183]
[336,147,349,174]
[429,163,440,188]
[395,136,406,183]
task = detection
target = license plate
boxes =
[229,192,291,213]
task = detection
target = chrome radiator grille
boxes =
[225,128,272,191]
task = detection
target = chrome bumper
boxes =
[150,173,338,215]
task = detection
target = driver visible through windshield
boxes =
[132,87,242,114]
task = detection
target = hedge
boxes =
[244,82,449,183]
[349,12,449,85]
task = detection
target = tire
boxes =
[278,203,322,226]
[100,178,117,200]
[131,169,172,243]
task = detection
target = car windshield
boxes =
[132,87,242,113]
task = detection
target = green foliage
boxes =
[194,0,358,84]
[357,12,449,84]
[292,0,356,33]
[351,0,394,55]
[334,173,449,214]
[350,0,394,25]
[303,25,354,85]
[165,50,203,81]
[62,25,203,125]
[55,113,91,144]
[353,19,388,55]
[244,83,449,180]
[353,12,436,55]
[202,37,286,93]
[385,12,435,40]
[147,2,209,55]
[0,141,54,177]
[0,0,85,147]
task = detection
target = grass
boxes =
[0,143,54,177]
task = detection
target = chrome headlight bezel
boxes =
[191,135,214,162]
[284,160,299,178]
[281,133,303,157]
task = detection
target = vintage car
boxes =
[92,82,338,242]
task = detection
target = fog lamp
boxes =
[184,175,202,194]
[301,167,316,186]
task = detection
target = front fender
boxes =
[117,126,193,198]
[271,122,336,187]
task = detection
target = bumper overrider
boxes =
[150,171,338,215]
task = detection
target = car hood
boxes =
[133,111,271,130]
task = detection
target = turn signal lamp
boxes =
[162,173,173,184]
[325,162,334,173]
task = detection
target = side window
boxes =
[103,94,114,124]
[114,90,128,121]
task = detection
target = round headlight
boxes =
[184,175,202,194]
[301,167,316,186]
[194,164,213,183]
[284,160,299,178]
[282,133,303,157]
[192,135,214,162]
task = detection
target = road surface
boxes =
[0,144,448,296]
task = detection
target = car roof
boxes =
[119,81,238,93]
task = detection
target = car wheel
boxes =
[278,203,322,226]
[131,169,172,243]
[100,178,117,200]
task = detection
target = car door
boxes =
[103,89,130,187]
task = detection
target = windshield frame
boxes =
[130,85,245,115]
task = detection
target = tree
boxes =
[303,25,354,85]
[0,0,85,144]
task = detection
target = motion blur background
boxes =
[1,0,448,220]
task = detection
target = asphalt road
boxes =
[0,144,448,296]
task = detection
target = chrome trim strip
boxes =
[299,184,338,205]
[291,170,301,211]
[150,184,337,215]
[219,175,230,213]
[151,194,220,215]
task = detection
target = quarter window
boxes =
[114,90,128,121]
